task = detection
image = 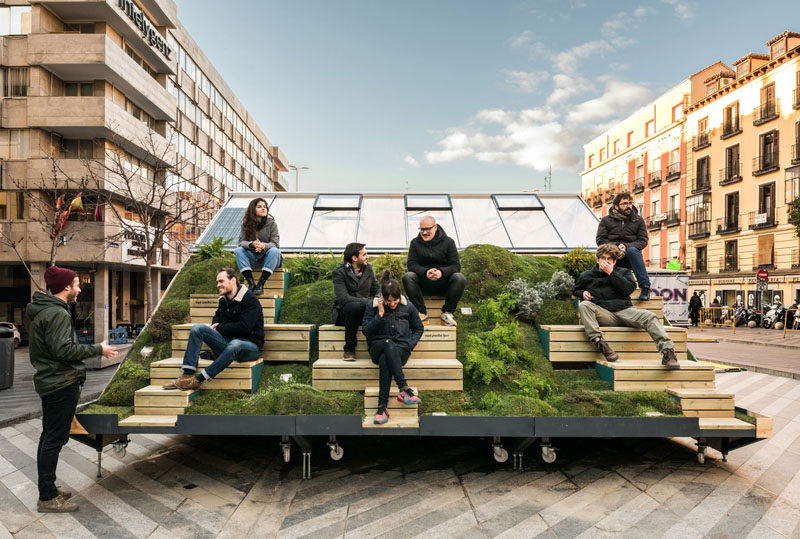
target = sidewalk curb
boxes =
[0,390,103,429]
[694,356,800,381]
[712,337,800,351]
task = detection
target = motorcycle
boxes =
[747,308,762,328]
[763,301,785,329]
[734,305,749,327]
[789,302,800,330]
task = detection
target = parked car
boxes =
[0,322,21,348]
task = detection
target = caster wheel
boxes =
[697,452,705,464]
[541,446,557,464]
[493,447,509,463]
[282,445,291,463]
[113,443,127,458]
[329,446,344,461]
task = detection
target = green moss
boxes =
[735,411,758,425]
[537,299,579,326]
[419,390,468,415]
[512,255,564,285]
[489,394,558,416]
[96,359,150,406]
[278,279,334,328]
[460,244,515,303]
[283,253,339,285]
[372,252,407,283]
[185,390,249,415]
[257,364,313,389]
[80,404,134,419]
[241,384,363,415]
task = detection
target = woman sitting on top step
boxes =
[234,197,282,295]
[362,270,425,424]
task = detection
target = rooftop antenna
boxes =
[543,165,552,192]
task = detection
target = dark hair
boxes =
[613,193,633,206]
[379,269,401,300]
[241,198,268,241]
[343,242,366,264]
[596,243,622,261]
[217,267,238,284]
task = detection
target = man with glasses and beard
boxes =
[596,193,651,300]
[402,215,466,327]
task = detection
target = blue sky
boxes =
[174,0,796,193]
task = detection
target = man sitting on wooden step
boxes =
[402,214,466,327]
[332,242,379,361]
[164,268,264,390]
[572,244,679,369]
[596,193,651,300]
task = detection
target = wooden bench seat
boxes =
[594,360,714,391]
[148,357,264,392]
[171,323,316,363]
[362,387,420,428]
[540,325,687,363]
[189,294,281,324]
[421,297,445,326]
[249,268,291,297]
[312,357,463,391]
[318,325,456,360]
[666,388,735,418]
[123,385,199,426]
[575,294,665,322]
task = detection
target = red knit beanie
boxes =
[45,266,78,294]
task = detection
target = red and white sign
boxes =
[756,268,769,281]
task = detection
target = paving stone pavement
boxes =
[1,368,799,538]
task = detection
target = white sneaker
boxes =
[441,312,457,326]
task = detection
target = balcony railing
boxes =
[593,196,602,208]
[716,216,739,235]
[605,191,615,205]
[666,162,681,181]
[692,175,711,193]
[793,143,800,165]
[794,88,800,110]
[633,177,645,193]
[665,209,681,227]
[792,249,800,268]
[720,255,739,272]
[719,163,741,185]
[692,131,710,150]
[747,209,776,230]
[752,149,779,176]
[688,220,711,239]
[753,99,779,125]
[647,213,665,230]
[721,115,742,139]
[694,258,708,273]
[648,170,662,188]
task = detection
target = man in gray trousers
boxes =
[572,243,679,369]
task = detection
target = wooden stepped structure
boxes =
[421,297,446,326]
[148,357,264,391]
[189,294,281,324]
[318,325,456,360]
[666,388,735,418]
[250,268,291,297]
[172,323,316,362]
[119,385,196,427]
[595,361,715,391]
[363,387,419,429]
[540,325,687,363]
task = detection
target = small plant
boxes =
[507,279,542,319]
[196,236,233,260]
[563,247,596,278]
[148,302,188,342]
[549,271,575,298]
[463,321,519,384]
[287,253,338,285]
[372,252,406,282]
[474,292,516,329]
[479,391,501,409]
[512,370,555,399]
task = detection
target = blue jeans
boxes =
[182,324,260,380]
[617,246,651,289]
[234,246,281,274]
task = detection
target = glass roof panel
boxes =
[492,194,544,210]
[314,194,362,210]
[404,194,452,210]
[406,210,459,248]
[501,210,565,248]
[195,207,244,248]
[452,197,511,248]
[303,210,359,249]
[263,196,315,248]
[540,197,600,248]
[356,197,407,249]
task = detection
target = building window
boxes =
[757,182,775,223]
[0,129,29,159]
[695,245,707,272]
[627,131,634,147]
[645,119,655,137]
[599,149,606,162]
[706,82,718,96]
[723,102,740,137]
[771,39,785,59]
[756,130,779,173]
[723,144,740,182]
[724,240,738,271]
[0,6,31,35]
[61,139,94,159]
[2,67,28,97]
[736,60,749,79]
[721,192,739,233]
[755,83,777,124]
[786,166,800,203]
[64,82,93,96]
[696,156,710,190]
[613,139,619,155]
[672,103,683,122]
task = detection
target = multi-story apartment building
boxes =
[581,62,729,269]
[685,31,800,308]
[0,1,290,343]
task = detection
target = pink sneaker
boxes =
[373,408,389,424]
[398,388,421,405]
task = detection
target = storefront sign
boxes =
[118,0,172,60]
[651,274,689,323]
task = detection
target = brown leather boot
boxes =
[661,348,680,370]
[593,337,619,362]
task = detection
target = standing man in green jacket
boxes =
[26,266,117,513]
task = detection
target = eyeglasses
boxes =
[618,202,633,207]
[419,226,435,232]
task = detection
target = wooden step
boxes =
[698,417,756,431]
[171,323,315,363]
[119,415,178,427]
[666,388,735,418]
[364,387,419,410]
[362,415,420,429]
[313,357,462,391]
[134,406,186,416]
[594,361,715,392]
[319,325,456,360]
[134,385,196,407]
[250,268,291,297]
[541,325,686,363]
[150,357,264,392]
[189,294,280,324]
[421,297,445,326]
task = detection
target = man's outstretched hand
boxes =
[582,291,593,301]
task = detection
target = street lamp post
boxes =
[288,165,309,192]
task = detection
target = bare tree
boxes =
[85,128,219,319]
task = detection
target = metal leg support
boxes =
[292,436,313,480]
[512,438,538,471]
[96,450,102,478]
[696,438,709,464]
[721,437,729,462]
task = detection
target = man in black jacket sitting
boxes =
[596,193,651,300]
[332,242,379,360]
[573,244,679,369]
[402,215,466,327]
[165,268,264,390]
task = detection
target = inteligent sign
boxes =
[118,0,172,60]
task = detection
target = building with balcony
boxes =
[581,61,729,271]
[0,1,290,343]
[685,31,800,309]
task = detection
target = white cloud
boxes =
[508,30,533,49]
[476,109,515,124]
[504,70,550,93]
[404,155,419,167]
[661,0,693,20]
[553,39,616,73]
[546,74,592,105]
[566,80,652,123]
[424,132,475,164]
